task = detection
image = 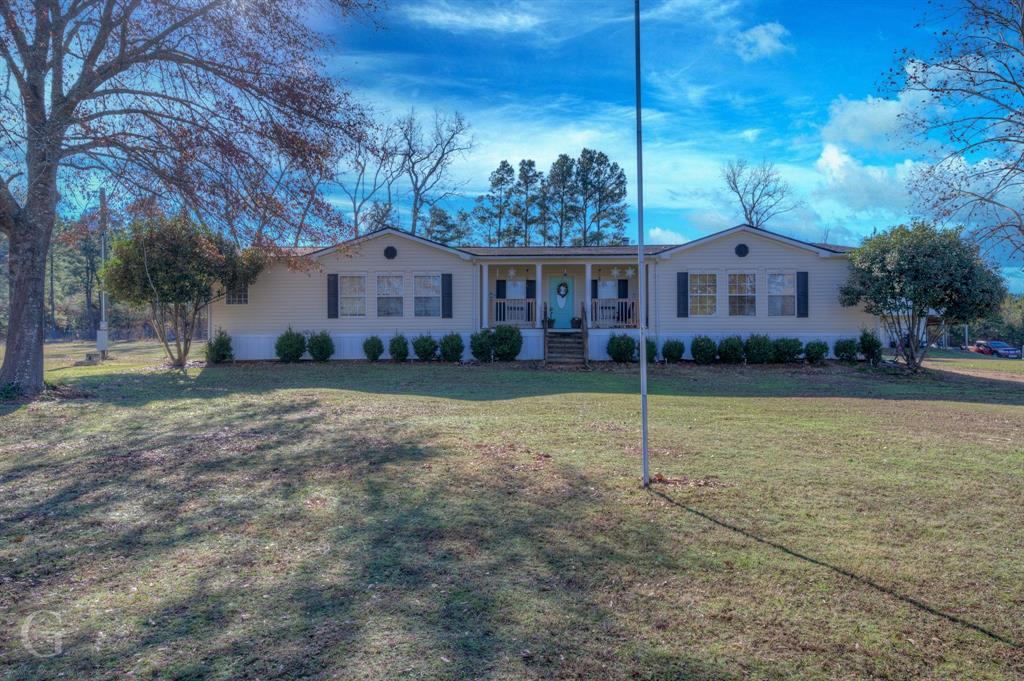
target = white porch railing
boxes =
[591,298,637,328]
[494,298,536,326]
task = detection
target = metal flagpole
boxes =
[97,188,109,359]
[634,0,650,487]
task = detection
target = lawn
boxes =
[1,342,1021,679]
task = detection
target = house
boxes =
[209,225,879,362]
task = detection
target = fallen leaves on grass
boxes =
[650,472,724,488]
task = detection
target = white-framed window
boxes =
[688,273,717,316]
[226,285,248,305]
[767,272,796,316]
[597,279,619,298]
[728,273,756,316]
[506,279,527,299]
[376,274,404,317]
[339,274,366,317]
[414,273,442,317]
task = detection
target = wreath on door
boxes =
[555,281,569,309]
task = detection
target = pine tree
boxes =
[543,154,579,246]
[424,206,471,245]
[475,161,516,246]
[575,148,628,246]
[510,160,544,246]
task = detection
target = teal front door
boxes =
[548,276,574,329]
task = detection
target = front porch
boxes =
[479,261,646,330]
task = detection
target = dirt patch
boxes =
[650,472,725,488]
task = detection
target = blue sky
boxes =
[327,0,1023,292]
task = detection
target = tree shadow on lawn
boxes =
[1,396,739,679]
[36,360,1024,412]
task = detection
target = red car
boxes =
[968,340,1023,359]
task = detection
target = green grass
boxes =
[1,342,1022,679]
[923,348,1024,376]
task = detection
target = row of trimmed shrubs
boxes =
[606,329,883,365]
[207,325,528,363]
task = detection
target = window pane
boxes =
[227,285,248,305]
[415,297,441,317]
[729,273,755,295]
[768,273,794,295]
[768,296,796,316]
[506,280,526,299]
[688,273,717,315]
[340,275,365,295]
[340,297,365,316]
[377,275,403,296]
[414,275,441,296]
[598,279,618,298]
[377,297,403,317]
[729,296,756,316]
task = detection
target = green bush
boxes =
[205,328,233,363]
[607,334,637,363]
[662,339,685,363]
[718,336,745,364]
[363,335,384,361]
[389,334,409,362]
[438,333,465,362]
[306,330,335,362]
[772,337,803,363]
[470,329,494,362]
[275,327,306,362]
[744,334,773,364]
[645,338,657,363]
[859,329,883,366]
[691,335,717,364]
[834,338,859,362]
[412,334,438,361]
[492,324,523,361]
[804,340,829,364]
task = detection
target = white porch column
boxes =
[534,262,542,327]
[481,263,489,329]
[584,262,592,325]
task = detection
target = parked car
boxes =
[968,340,1022,359]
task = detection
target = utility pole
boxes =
[634,0,650,487]
[97,188,109,359]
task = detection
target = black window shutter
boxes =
[617,279,628,299]
[525,279,536,299]
[495,279,506,299]
[591,279,598,300]
[677,272,688,317]
[797,271,809,317]
[327,274,338,318]
[441,273,453,318]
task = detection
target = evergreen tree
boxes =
[575,148,629,246]
[510,160,544,246]
[475,161,516,246]
[424,206,471,245]
[543,154,579,246]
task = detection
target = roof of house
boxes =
[286,225,854,258]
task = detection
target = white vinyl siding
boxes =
[414,274,442,317]
[767,271,796,316]
[339,275,366,317]
[377,274,404,317]
[728,273,756,316]
[689,273,716,316]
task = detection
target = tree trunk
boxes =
[1,220,52,394]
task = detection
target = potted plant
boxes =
[544,317,556,329]
[571,317,582,329]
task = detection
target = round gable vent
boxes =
[734,243,749,257]
[384,245,397,260]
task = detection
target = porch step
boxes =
[545,331,586,365]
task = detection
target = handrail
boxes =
[591,298,638,328]
[580,301,589,368]
[494,298,535,327]
[542,302,549,365]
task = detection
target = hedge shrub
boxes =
[804,340,829,364]
[275,327,306,362]
[691,335,717,364]
[205,329,233,364]
[662,339,685,363]
[718,336,744,364]
[307,330,335,362]
[389,334,409,362]
[470,329,494,362]
[412,334,438,361]
[772,337,803,363]
[363,335,384,361]
[492,324,523,361]
[744,334,773,364]
[834,338,859,362]
[859,329,883,366]
[606,334,636,363]
[646,338,657,363]
[439,333,465,362]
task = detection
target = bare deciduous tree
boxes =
[896,0,1024,258]
[722,159,799,229]
[0,0,372,394]
[337,122,403,236]
[396,110,472,235]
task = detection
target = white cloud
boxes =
[822,94,915,152]
[734,22,793,62]
[814,143,915,214]
[648,226,686,244]
[401,1,542,34]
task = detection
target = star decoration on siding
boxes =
[507,268,517,278]
[625,267,636,278]
[610,267,621,278]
